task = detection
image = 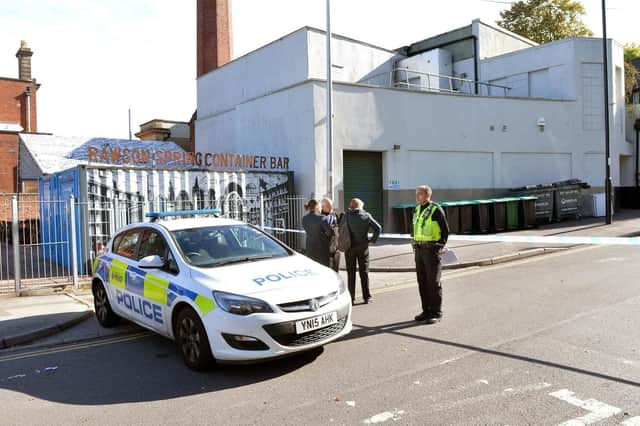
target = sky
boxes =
[0,0,637,139]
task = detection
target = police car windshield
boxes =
[171,224,290,268]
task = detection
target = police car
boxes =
[91,211,352,370]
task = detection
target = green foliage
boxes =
[624,43,640,63]
[625,62,638,103]
[497,0,593,44]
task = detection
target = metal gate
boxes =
[0,195,76,294]
[0,193,308,295]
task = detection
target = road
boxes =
[0,244,639,425]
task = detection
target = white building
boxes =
[196,20,628,230]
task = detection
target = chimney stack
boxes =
[197,0,232,78]
[16,40,33,81]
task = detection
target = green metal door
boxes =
[343,151,383,225]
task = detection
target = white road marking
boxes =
[379,233,640,246]
[622,417,640,426]
[0,331,153,363]
[346,401,356,407]
[439,357,462,365]
[549,389,621,425]
[502,382,552,395]
[6,374,26,380]
[363,410,405,424]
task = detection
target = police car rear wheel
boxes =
[176,308,215,370]
[93,282,120,327]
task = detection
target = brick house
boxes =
[0,41,39,194]
[0,41,40,240]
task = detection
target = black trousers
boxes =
[345,245,370,301]
[414,246,443,315]
[329,251,340,272]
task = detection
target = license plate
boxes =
[295,312,338,334]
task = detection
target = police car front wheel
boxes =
[176,307,215,370]
[92,281,120,327]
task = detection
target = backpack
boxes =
[327,213,339,254]
[337,214,351,252]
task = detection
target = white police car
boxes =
[91,211,352,370]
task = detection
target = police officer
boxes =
[412,185,449,324]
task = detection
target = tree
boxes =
[497,0,593,44]
[624,44,640,103]
[624,43,640,63]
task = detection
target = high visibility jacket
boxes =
[412,203,441,242]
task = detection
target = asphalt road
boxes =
[0,244,639,425]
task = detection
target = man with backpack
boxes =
[321,198,340,272]
[341,198,381,305]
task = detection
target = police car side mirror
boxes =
[138,255,164,269]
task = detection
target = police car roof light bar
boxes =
[145,209,222,222]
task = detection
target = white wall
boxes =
[197,29,310,120]
[396,49,453,91]
[473,20,536,60]
[480,38,577,100]
[196,83,318,196]
[306,29,399,85]
[196,25,632,204]
[322,81,618,196]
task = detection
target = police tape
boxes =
[261,226,640,246]
[263,226,306,234]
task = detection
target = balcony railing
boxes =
[359,67,511,97]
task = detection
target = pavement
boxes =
[1,209,639,352]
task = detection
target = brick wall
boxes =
[0,193,40,222]
[197,0,232,78]
[0,134,18,193]
[0,78,37,131]
[0,78,38,193]
[0,193,40,244]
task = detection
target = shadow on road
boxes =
[344,320,640,388]
[0,334,323,405]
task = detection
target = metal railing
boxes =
[0,196,76,294]
[0,194,309,295]
[360,67,511,97]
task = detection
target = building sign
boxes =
[87,146,290,170]
[388,179,401,190]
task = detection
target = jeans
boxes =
[345,245,370,301]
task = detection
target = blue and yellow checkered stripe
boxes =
[96,255,215,315]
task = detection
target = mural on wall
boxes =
[84,167,294,262]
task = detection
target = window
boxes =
[171,224,290,268]
[163,250,179,275]
[113,230,141,259]
[138,229,167,260]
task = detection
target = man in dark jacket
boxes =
[344,198,381,304]
[321,197,340,272]
[302,199,333,266]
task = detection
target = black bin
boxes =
[458,201,474,234]
[472,199,492,233]
[553,186,582,221]
[490,199,507,232]
[392,204,415,234]
[440,201,460,234]
[519,196,537,228]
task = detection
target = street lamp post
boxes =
[325,0,334,201]
[601,0,612,224]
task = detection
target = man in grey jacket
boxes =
[344,198,381,305]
